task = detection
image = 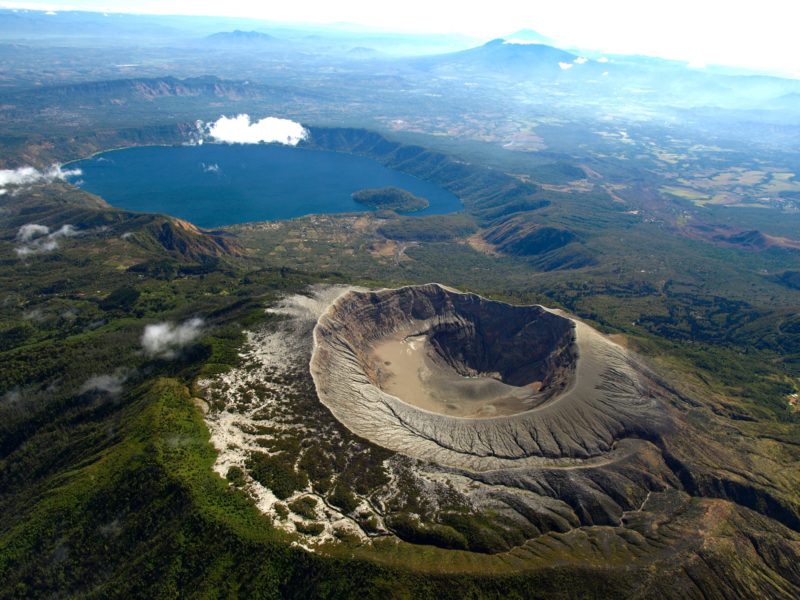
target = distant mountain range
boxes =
[409,38,800,113]
[0,76,260,119]
[204,30,277,46]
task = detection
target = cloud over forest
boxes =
[14,223,79,257]
[79,369,131,396]
[141,318,204,358]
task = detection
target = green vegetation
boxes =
[288,496,318,520]
[274,503,289,520]
[377,212,477,241]
[247,452,308,500]
[328,485,359,514]
[226,465,246,487]
[352,187,429,213]
[294,521,324,536]
[529,161,586,185]
[99,285,141,311]
[387,514,468,550]
[438,512,530,554]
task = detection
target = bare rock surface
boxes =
[312,283,664,471]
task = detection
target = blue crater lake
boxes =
[69,144,462,228]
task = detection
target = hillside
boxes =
[483,215,578,256]
[352,187,429,213]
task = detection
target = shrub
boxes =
[328,485,359,514]
[295,522,324,536]
[273,503,289,520]
[246,452,308,499]
[225,466,246,487]
[288,496,317,520]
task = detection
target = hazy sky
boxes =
[3,0,798,76]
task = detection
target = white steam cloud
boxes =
[15,223,79,257]
[574,56,588,65]
[558,62,573,70]
[205,114,308,146]
[141,317,204,358]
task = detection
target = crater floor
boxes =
[371,331,541,418]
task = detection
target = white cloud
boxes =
[205,114,309,145]
[50,224,79,239]
[558,62,573,70]
[0,166,40,187]
[0,165,82,195]
[574,56,588,64]
[14,223,79,257]
[141,318,204,358]
[80,369,130,396]
[52,165,82,179]
[15,238,58,257]
[17,223,50,243]
[597,57,609,63]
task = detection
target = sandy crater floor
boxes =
[371,330,541,418]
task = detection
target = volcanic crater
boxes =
[311,283,660,471]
